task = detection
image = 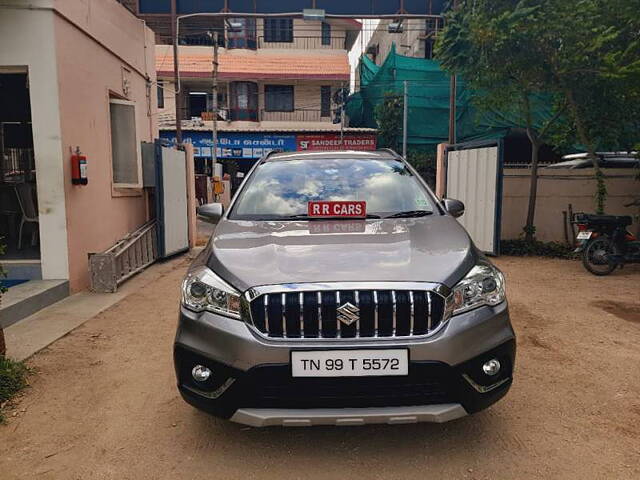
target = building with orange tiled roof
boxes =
[126,9,377,176]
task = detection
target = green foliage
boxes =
[501,239,576,259]
[0,357,28,423]
[522,224,536,237]
[538,0,640,212]
[406,149,437,189]
[436,0,640,216]
[375,92,403,151]
[435,0,569,243]
[594,168,608,214]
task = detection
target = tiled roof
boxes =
[156,46,350,81]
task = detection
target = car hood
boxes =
[205,216,478,292]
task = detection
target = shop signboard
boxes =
[160,131,296,159]
[296,134,377,152]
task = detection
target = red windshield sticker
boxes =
[308,201,367,218]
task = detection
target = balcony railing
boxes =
[260,109,333,123]
[159,108,337,126]
[256,36,347,50]
[174,35,347,50]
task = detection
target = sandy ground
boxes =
[1,256,639,480]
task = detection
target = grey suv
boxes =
[175,150,515,427]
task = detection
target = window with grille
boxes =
[265,85,294,112]
[229,82,258,121]
[227,18,257,49]
[157,82,164,109]
[109,98,140,188]
[264,18,293,43]
[321,22,331,46]
[321,86,332,117]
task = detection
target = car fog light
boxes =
[482,359,501,376]
[192,365,212,382]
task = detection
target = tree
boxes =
[436,0,567,242]
[375,92,403,152]
[437,0,640,228]
[541,0,640,212]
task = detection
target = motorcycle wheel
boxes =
[582,237,618,276]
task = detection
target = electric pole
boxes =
[340,83,345,147]
[171,0,182,144]
[448,0,458,145]
[211,30,219,173]
[403,80,408,158]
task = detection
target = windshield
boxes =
[229,158,437,220]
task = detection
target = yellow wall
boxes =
[501,169,639,242]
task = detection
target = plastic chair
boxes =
[14,183,39,249]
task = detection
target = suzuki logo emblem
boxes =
[336,302,360,326]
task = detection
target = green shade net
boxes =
[347,45,555,146]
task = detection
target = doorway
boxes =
[0,72,40,268]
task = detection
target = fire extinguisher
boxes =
[71,146,88,185]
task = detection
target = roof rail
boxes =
[377,148,403,159]
[259,149,283,162]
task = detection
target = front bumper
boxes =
[230,404,468,427]
[174,302,516,426]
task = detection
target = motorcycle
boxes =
[572,202,640,275]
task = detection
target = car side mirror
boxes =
[443,198,465,218]
[197,203,224,224]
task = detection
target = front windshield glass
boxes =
[229,158,436,220]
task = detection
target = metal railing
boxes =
[89,221,158,293]
[256,35,347,50]
[260,109,332,123]
[1,148,35,182]
[159,108,335,125]
[172,35,347,50]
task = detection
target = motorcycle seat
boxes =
[574,213,632,226]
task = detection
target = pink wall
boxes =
[53,2,157,291]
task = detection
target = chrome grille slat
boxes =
[354,291,360,335]
[264,295,269,334]
[409,291,415,335]
[317,292,322,339]
[281,293,287,338]
[249,284,448,341]
[299,292,304,338]
[427,291,432,331]
[391,291,397,335]
[336,291,341,338]
[373,290,379,338]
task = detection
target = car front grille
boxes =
[245,283,450,340]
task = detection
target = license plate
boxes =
[291,349,408,377]
[577,231,593,240]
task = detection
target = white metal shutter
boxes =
[159,146,189,256]
[446,146,500,254]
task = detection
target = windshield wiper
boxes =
[385,210,434,219]
[285,213,382,220]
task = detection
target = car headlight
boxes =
[181,266,242,319]
[448,260,506,316]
